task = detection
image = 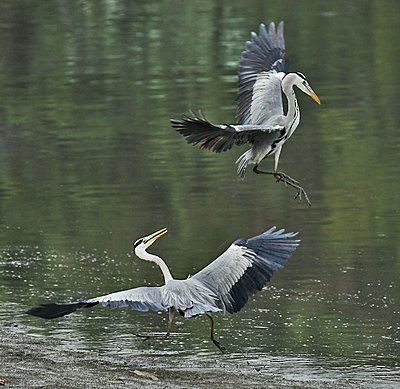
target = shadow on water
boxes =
[0,0,399,386]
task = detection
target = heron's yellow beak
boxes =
[310,92,321,105]
[144,227,168,245]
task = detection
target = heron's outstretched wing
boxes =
[26,286,169,319]
[171,111,284,153]
[191,227,299,314]
[237,22,288,125]
[87,286,168,311]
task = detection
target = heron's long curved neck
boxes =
[141,252,173,283]
[282,82,300,137]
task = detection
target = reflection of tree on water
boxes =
[0,0,399,376]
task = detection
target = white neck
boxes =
[135,248,173,283]
[282,77,300,137]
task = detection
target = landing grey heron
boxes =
[171,22,320,206]
[27,226,299,352]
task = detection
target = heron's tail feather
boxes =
[26,301,98,319]
[236,150,252,179]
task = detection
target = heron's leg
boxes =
[165,308,175,337]
[273,171,300,185]
[205,314,226,353]
[271,145,301,184]
[274,145,283,173]
[252,165,311,207]
[134,308,175,342]
[253,165,299,184]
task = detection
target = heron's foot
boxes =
[273,171,299,186]
[293,187,311,206]
[211,337,226,354]
[133,332,170,343]
[253,166,297,183]
[133,333,152,342]
[253,166,311,206]
[273,172,311,206]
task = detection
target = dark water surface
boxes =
[0,0,399,386]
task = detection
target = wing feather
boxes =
[27,286,169,319]
[171,111,284,153]
[88,286,168,312]
[191,227,299,313]
[237,22,288,125]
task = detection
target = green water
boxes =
[0,0,399,384]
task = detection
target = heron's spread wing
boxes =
[237,22,288,125]
[191,227,299,314]
[27,286,169,319]
[87,286,168,311]
[171,111,284,153]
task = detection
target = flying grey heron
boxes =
[27,226,299,352]
[171,22,320,206]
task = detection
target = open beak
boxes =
[144,227,168,245]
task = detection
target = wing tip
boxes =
[264,226,299,237]
[234,227,300,248]
[26,301,98,319]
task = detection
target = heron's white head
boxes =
[133,228,168,260]
[283,72,321,104]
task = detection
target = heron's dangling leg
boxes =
[252,165,311,207]
[206,314,226,353]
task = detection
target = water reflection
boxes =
[0,0,399,385]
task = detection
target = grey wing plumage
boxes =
[171,111,252,153]
[27,286,169,319]
[170,110,283,153]
[191,227,299,314]
[87,286,169,311]
[237,22,288,125]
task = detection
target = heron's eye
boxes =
[133,238,144,249]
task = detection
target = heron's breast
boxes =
[253,131,285,161]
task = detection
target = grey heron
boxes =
[171,22,320,206]
[27,226,299,352]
